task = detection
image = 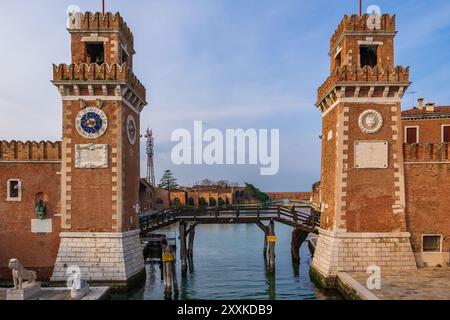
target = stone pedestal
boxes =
[311,228,417,287]
[7,282,41,300]
[51,230,144,284]
[71,283,90,300]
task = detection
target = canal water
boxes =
[122,220,340,300]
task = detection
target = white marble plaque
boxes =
[355,141,388,169]
[31,219,52,233]
[75,144,108,169]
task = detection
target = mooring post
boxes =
[268,220,276,272]
[188,224,196,258]
[179,221,188,275]
[162,242,175,298]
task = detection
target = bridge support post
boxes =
[179,221,188,275]
[291,228,309,263]
[188,224,196,258]
[268,220,276,273]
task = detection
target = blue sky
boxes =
[0,0,449,191]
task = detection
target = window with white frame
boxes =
[422,235,442,253]
[7,179,21,201]
[405,126,419,144]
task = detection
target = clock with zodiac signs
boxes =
[75,107,108,139]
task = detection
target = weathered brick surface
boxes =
[0,162,61,280]
[266,192,311,201]
[405,163,450,266]
[344,102,406,232]
[319,106,339,230]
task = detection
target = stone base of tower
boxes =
[50,230,145,288]
[310,228,417,288]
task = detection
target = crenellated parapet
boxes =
[330,14,396,52]
[404,143,450,163]
[316,65,410,112]
[0,141,62,162]
[69,12,134,47]
[52,63,147,111]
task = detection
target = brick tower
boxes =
[311,14,417,284]
[51,11,147,285]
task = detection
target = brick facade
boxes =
[0,142,62,280]
[311,13,418,280]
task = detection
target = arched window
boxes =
[188,198,195,206]
[209,198,217,207]
[218,197,224,206]
[199,197,207,206]
[35,192,48,219]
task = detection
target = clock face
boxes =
[75,107,108,139]
[127,115,137,145]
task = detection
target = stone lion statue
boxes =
[8,258,37,290]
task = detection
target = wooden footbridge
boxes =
[139,203,320,280]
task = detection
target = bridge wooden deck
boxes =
[139,204,319,235]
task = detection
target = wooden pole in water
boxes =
[268,220,275,272]
[263,233,268,257]
[162,242,174,297]
[179,221,188,275]
[188,224,196,258]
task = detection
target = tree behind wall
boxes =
[158,170,179,191]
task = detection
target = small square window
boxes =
[422,235,441,252]
[7,179,21,201]
[360,46,378,68]
[86,43,105,64]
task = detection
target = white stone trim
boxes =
[322,97,403,118]
[6,179,22,202]
[336,272,380,300]
[51,230,144,283]
[59,229,140,238]
[311,229,417,277]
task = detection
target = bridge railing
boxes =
[139,204,320,233]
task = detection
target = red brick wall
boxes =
[402,119,450,144]
[344,102,405,233]
[0,162,61,280]
[121,104,141,232]
[320,106,339,230]
[405,163,450,254]
[267,192,311,201]
[65,100,115,232]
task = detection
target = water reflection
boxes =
[124,223,340,300]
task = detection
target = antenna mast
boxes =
[145,128,156,187]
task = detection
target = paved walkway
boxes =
[0,287,109,300]
[348,267,450,300]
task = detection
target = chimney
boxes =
[426,103,435,112]
[418,98,424,111]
